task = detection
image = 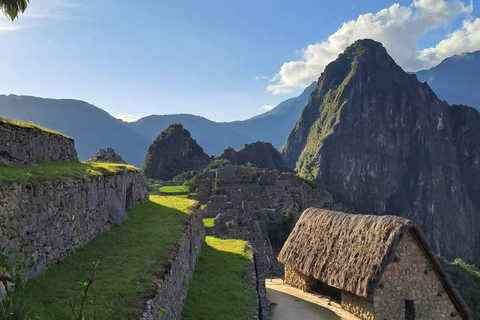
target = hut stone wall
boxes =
[373,231,461,320]
[284,265,317,292]
[341,291,374,319]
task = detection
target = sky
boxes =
[0,0,479,122]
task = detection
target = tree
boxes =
[0,0,29,21]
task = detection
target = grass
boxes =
[203,218,215,228]
[200,204,207,210]
[0,118,70,138]
[159,185,188,193]
[181,237,257,320]
[15,195,198,319]
[0,161,139,182]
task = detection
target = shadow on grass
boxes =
[181,237,257,320]
[15,196,195,320]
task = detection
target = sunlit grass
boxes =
[0,161,139,182]
[203,218,215,228]
[159,185,188,193]
[181,237,257,320]
[0,118,69,138]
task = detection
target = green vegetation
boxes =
[203,217,215,228]
[159,185,188,194]
[0,117,69,138]
[181,237,257,320]
[0,161,139,182]
[440,258,480,319]
[0,0,28,21]
[15,196,198,319]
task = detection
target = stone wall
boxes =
[373,231,462,320]
[253,252,270,320]
[341,291,374,320]
[0,169,148,279]
[284,265,317,292]
[141,209,205,320]
[0,119,78,166]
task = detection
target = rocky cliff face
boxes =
[218,142,290,172]
[282,39,480,264]
[143,124,211,180]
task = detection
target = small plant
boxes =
[70,260,114,320]
[0,253,34,320]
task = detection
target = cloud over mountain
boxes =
[268,0,477,94]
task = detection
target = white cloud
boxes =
[261,104,276,111]
[113,113,141,123]
[268,0,475,94]
[254,75,269,81]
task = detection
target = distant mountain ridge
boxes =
[415,50,480,111]
[0,84,316,167]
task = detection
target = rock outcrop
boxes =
[282,39,480,264]
[143,124,211,181]
[88,148,127,164]
[218,142,290,172]
[0,118,78,166]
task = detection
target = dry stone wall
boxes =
[373,231,462,320]
[0,119,78,166]
[0,169,148,279]
[141,209,205,320]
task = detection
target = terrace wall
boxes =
[0,169,148,281]
[0,120,78,166]
[141,208,205,320]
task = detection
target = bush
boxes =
[440,257,480,319]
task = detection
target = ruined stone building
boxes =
[278,208,472,320]
[199,164,336,274]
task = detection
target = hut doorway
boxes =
[405,300,415,320]
[310,280,341,304]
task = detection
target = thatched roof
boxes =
[278,208,472,319]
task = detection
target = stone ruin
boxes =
[88,147,127,164]
[199,164,341,275]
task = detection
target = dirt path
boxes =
[266,279,359,320]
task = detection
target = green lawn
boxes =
[159,185,188,193]
[203,217,215,228]
[181,237,257,320]
[16,196,198,319]
[0,161,139,182]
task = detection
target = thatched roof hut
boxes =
[278,208,471,320]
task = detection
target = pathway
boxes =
[266,279,360,320]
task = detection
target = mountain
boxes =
[143,124,211,180]
[283,39,480,265]
[127,83,317,154]
[415,51,480,111]
[218,141,290,171]
[128,114,253,156]
[0,95,149,166]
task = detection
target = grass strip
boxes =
[181,237,257,320]
[16,196,197,319]
[0,161,139,182]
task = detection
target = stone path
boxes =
[266,279,359,320]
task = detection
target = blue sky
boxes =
[0,0,478,122]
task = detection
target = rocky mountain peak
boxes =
[282,39,480,265]
[142,123,211,180]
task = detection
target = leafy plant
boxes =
[0,253,34,320]
[69,260,114,320]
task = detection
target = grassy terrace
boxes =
[0,161,139,182]
[203,217,215,228]
[181,237,257,320]
[159,185,188,194]
[16,196,198,319]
